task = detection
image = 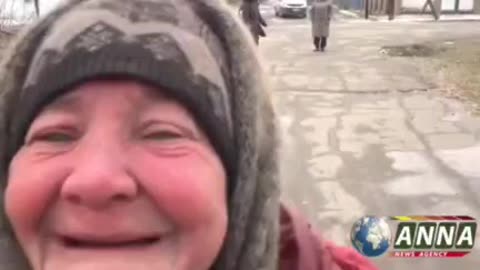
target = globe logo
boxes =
[351,216,392,257]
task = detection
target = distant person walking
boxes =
[310,0,332,52]
[240,0,267,45]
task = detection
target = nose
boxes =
[60,150,138,209]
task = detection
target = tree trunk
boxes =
[34,0,40,16]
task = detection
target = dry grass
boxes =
[433,38,480,112]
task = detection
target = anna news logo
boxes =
[350,216,477,258]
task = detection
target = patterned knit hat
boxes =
[6,0,236,183]
[0,0,279,270]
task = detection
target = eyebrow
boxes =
[41,93,83,115]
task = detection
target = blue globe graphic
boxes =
[351,216,391,257]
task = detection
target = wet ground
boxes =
[259,11,480,270]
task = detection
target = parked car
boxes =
[273,0,308,18]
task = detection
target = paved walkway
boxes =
[260,17,480,269]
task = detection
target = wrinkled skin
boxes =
[5,80,228,270]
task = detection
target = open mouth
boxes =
[61,235,160,249]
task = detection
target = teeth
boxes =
[63,237,159,248]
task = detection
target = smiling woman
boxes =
[0,1,379,270]
[0,1,272,269]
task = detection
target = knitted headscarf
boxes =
[0,0,280,269]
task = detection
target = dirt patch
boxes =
[405,38,480,114]
[381,43,447,57]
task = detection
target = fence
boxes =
[336,0,478,14]
[335,0,365,10]
[365,0,390,14]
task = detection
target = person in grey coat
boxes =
[310,0,332,52]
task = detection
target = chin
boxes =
[36,243,185,270]
[40,259,179,270]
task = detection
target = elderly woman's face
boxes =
[5,81,228,270]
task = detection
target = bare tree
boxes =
[33,0,39,16]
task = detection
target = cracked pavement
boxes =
[260,15,480,269]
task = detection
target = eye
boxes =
[27,128,78,145]
[143,130,184,141]
[36,132,75,142]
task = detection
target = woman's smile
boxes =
[58,233,161,249]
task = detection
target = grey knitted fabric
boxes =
[0,0,280,270]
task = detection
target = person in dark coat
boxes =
[310,0,332,52]
[240,0,267,45]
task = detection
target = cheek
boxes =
[5,152,66,240]
[131,151,227,228]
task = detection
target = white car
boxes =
[273,0,308,18]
